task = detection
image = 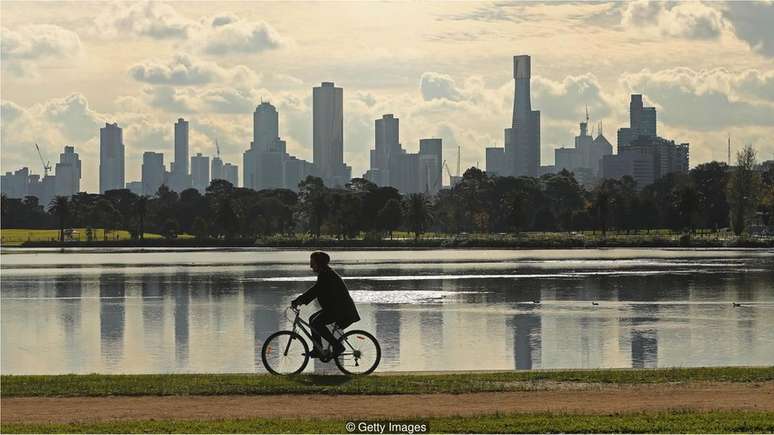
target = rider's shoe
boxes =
[306,349,323,359]
[331,344,346,358]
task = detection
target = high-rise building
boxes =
[244,101,316,191]
[419,138,442,193]
[486,147,506,176]
[191,153,209,192]
[510,55,541,177]
[552,113,612,185]
[618,95,657,148]
[171,118,191,192]
[211,156,224,181]
[223,163,239,187]
[254,102,279,151]
[486,55,540,178]
[99,122,125,193]
[142,152,165,196]
[55,146,81,197]
[313,82,351,186]
[126,181,143,196]
[603,94,688,189]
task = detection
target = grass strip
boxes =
[2,367,772,398]
[3,411,773,433]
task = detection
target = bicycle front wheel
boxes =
[261,331,309,375]
[335,330,381,375]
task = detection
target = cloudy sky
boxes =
[2,0,773,192]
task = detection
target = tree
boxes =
[47,196,70,242]
[673,182,700,233]
[727,145,762,235]
[135,196,148,239]
[377,198,402,239]
[690,162,730,230]
[192,216,209,239]
[404,193,431,241]
[215,199,239,239]
[297,176,328,239]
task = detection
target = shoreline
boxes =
[5,237,773,249]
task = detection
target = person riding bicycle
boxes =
[291,251,360,359]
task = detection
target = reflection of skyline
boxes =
[99,274,125,368]
[2,258,774,374]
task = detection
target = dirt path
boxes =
[3,382,773,424]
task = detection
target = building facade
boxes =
[313,82,351,187]
[99,122,125,193]
[170,118,191,192]
[191,153,210,192]
[141,151,165,196]
[55,146,81,197]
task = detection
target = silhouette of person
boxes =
[291,251,360,358]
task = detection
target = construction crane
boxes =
[215,138,221,158]
[34,143,52,177]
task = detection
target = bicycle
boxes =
[261,306,381,375]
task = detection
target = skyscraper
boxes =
[618,95,657,148]
[223,163,239,187]
[99,122,124,193]
[510,55,541,177]
[141,152,165,196]
[55,145,81,197]
[211,156,224,181]
[254,102,279,151]
[171,118,191,192]
[313,82,350,186]
[191,153,210,192]
[419,138,442,193]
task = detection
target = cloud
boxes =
[129,53,259,86]
[620,67,774,130]
[39,94,104,142]
[532,73,614,121]
[201,18,285,55]
[723,0,774,57]
[140,85,270,114]
[1,24,82,77]
[420,72,463,101]
[94,1,194,39]
[621,0,727,40]
[211,14,238,28]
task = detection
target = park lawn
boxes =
[0,228,191,246]
[3,410,773,433]
[3,367,773,398]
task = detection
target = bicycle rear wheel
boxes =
[334,330,381,375]
[262,331,309,375]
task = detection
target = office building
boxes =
[171,118,191,192]
[313,82,351,186]
[191,153,209,192]
[244,101,317,191]
[552,112,613,185]
[126,181,143,196]
[99,122,125,193]
[486,55,541,178]
[602,94,689,188]
[141,152,165,196]
[223,163,239,187]
[55,146,81,197]
[486,147,506,176]
[211,156,224,181]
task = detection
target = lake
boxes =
[1,248,773,374]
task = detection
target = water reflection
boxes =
[1,249,773,374]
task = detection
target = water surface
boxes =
[2,248,772,374]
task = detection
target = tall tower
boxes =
[510,55,540,177]
[374,114,400,170]
[313,82,345,184]
[172,118,190,192]
[99,122,124,193]
[55,146,81,196]
[253,102,279,151]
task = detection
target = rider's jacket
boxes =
[294,266,361,328]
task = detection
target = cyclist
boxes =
[291,251,360,359]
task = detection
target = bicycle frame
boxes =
[285,307,349,356]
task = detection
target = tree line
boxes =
[2,146,772,241]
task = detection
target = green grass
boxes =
[0,228,178,246]
[3,367,772,398]
[3,411,773,433]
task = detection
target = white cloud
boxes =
[621,0,728,40]
[200,18,285,55]
[420,72,463,101]
[620,67,774,130]
[94,1,194,39]
[532,73,614,121]
[1,24,82,77]
[129,53,260,86]
[723,0,774,57]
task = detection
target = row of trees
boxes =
[2,146,772,241]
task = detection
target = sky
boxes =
[1,0,773,193]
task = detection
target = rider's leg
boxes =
[310,310,342,353]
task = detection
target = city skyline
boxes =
[2,1,773,193]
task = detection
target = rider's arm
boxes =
[292,279,322,307]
